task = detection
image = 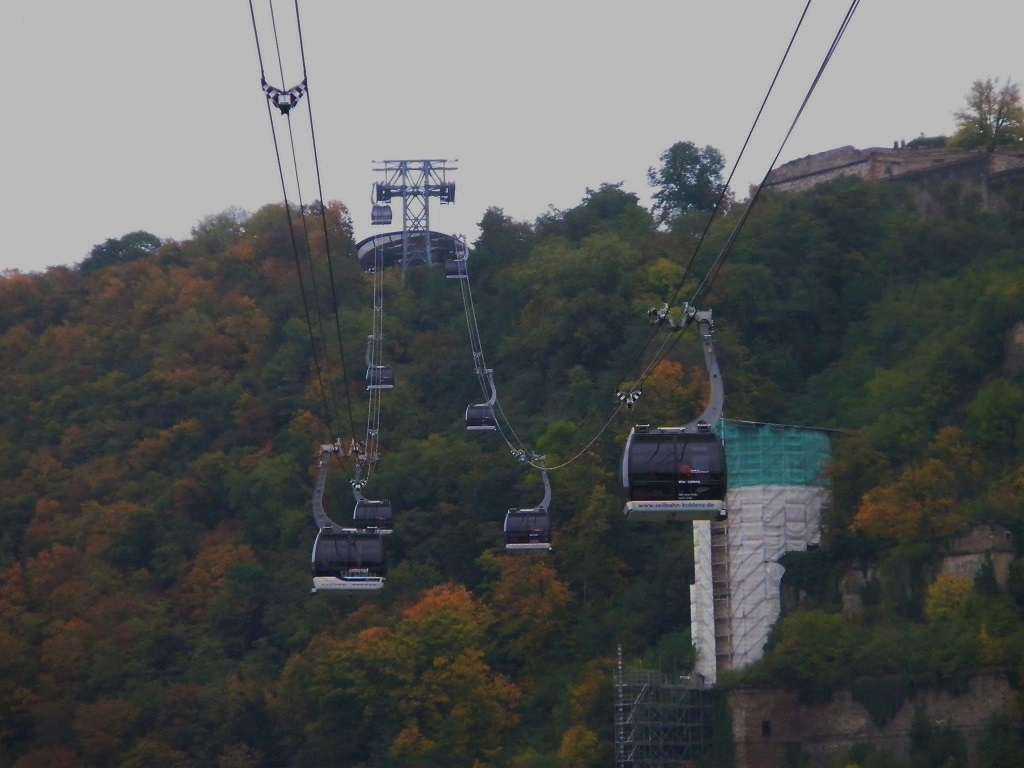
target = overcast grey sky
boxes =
[0,1,1018,273]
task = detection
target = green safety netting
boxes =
[718,420,834,488]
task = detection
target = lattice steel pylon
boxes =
[614,646,711,768]
[372,158,457,275]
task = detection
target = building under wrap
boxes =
[691,420,833,685]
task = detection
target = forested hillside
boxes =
[1,177,1024,767]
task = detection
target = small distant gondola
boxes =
[311,528,386,593]
[504,508,552,550]
[353,499,393,533]
[365,365,394,390]
[621,308,728,522]
[504,462,553,551]
[465,403,497,430]
[466,369,498,431]
[445,256,468,279]
[371,204,393,226]
[365,334,393,390]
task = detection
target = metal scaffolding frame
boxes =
[614,647,712,768]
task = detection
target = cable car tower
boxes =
[372,158,457,276]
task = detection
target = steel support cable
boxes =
[688,0,861,311]
[249,0,338,436]
[291,0,358,443]
[265,105,338,435]
[456,260,533,459]
[457,260,498,403]
[267,0,288,88]
[649,0,863,381]
[455,252,615,470]
[616,0,816,403]
[247,0,267,76]
[283,117,343,419]
[542,0,857,469]
[663,0,814,314]
[268,0,343,429]
[370,244,386,467]
[362,239,386,480]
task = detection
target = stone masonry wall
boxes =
[729,673,1021,768]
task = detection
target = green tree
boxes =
[647,141,730,226]
[977,713,1024,768]
[761,611,865,702]
[534,184,653,244]
[949,77,1024,151]
[80,231,161,273]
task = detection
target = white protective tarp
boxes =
[691,484,826,673]
[691,520,716,684]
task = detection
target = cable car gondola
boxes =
[365,334,394,390]
[311,443,389,592]
[622,425,726,521]
[352,479,394,534]
[445,256,468,279]
[466,369,498,431]
[504,508,552,550]
[370,183,393,225]
[311,527,386,593]
[622,309,728,522]
[504,463,552,551]
[371,204,393,226]
[366,365,394,390]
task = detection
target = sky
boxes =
[0,1,1019,274]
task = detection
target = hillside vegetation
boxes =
[1,178,1024,767]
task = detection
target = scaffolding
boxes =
[614,647,711,768]
[691,419,835,683]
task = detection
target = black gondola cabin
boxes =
[371,204,393,226]
[445,257,468,279]
[622,425,727,521]
[311,528,386,593]
[366,365,394,390]
[504,508,552,551]
[353,499,394,534]
[465,403,497,431]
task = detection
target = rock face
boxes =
[1006,320,1024,373]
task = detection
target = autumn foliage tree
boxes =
[3,158,1024,765]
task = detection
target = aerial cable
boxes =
[249,0,341,438]
[454,254,535,460]
[361,237,388,481]
[247,0,267,77]
[266,0,343,432]
[265,103,338,435]
[268,0,289,89]
[688,0,860,311]
[663,0,815,315]
[278,0,358,445]
[296,45,359,443]
[545,0,860,469]
[277,92,342,425]
[615,0,816,404]
[630,0,861,395]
